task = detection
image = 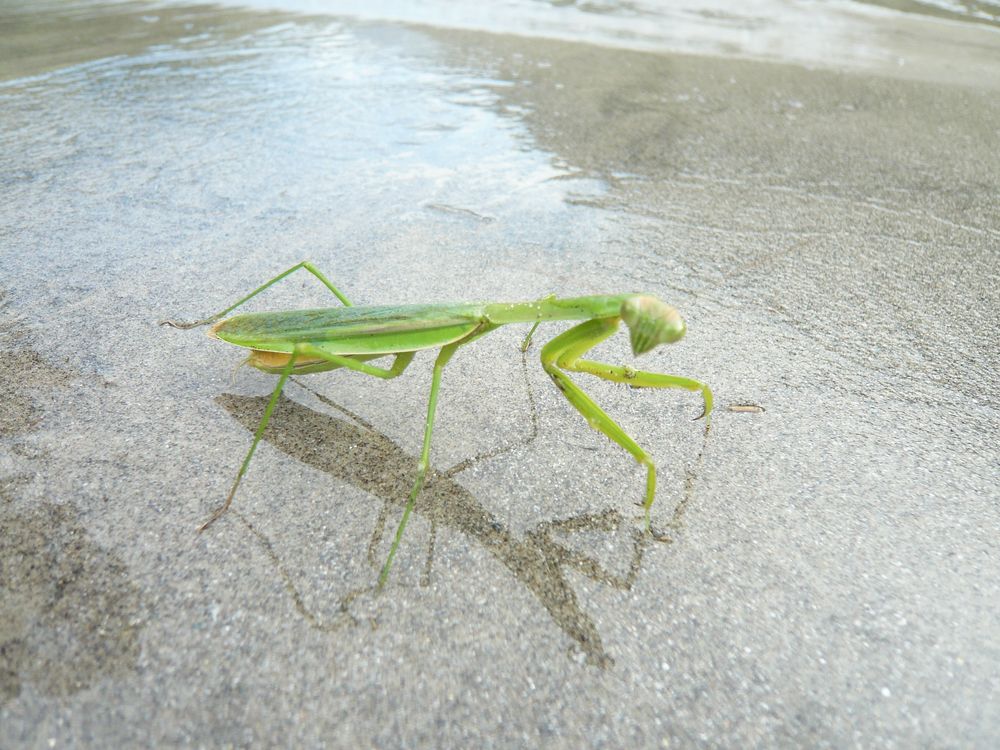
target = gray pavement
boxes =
[1,1,998,747]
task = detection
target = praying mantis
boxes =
[162,261,713,587]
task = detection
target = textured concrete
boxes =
[1,2,998,747]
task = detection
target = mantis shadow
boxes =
[215,390,666,669]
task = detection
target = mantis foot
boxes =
[197,503,229,532]
[159,317,216,329]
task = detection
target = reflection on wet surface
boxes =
[216,388,670,668]
[2,2,605,301]
[223,0,1000,84]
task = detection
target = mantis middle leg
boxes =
[376,341,460,588]
[540,318,712,534]
[376,324,497,587]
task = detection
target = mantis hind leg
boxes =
[200,350,299,532]
[161,260,352,329]
[540,318,712,535]
[202,347,415,533]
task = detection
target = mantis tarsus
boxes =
[163,260,713,588]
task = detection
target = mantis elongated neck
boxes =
[482,295,634,325]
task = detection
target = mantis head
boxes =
[620,295,686,355]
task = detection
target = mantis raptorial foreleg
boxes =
[162,260,352,329]
[541,318,711,536]
[568,361,713,421]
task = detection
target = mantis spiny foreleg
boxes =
[540,317,711,535]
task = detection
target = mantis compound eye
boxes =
[620,295,687,355]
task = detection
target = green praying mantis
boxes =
[163,261,713,587]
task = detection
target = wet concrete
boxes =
[1,1,998,747]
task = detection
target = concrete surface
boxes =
[1,1,998,747]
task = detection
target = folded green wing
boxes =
[210,303,487,355]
